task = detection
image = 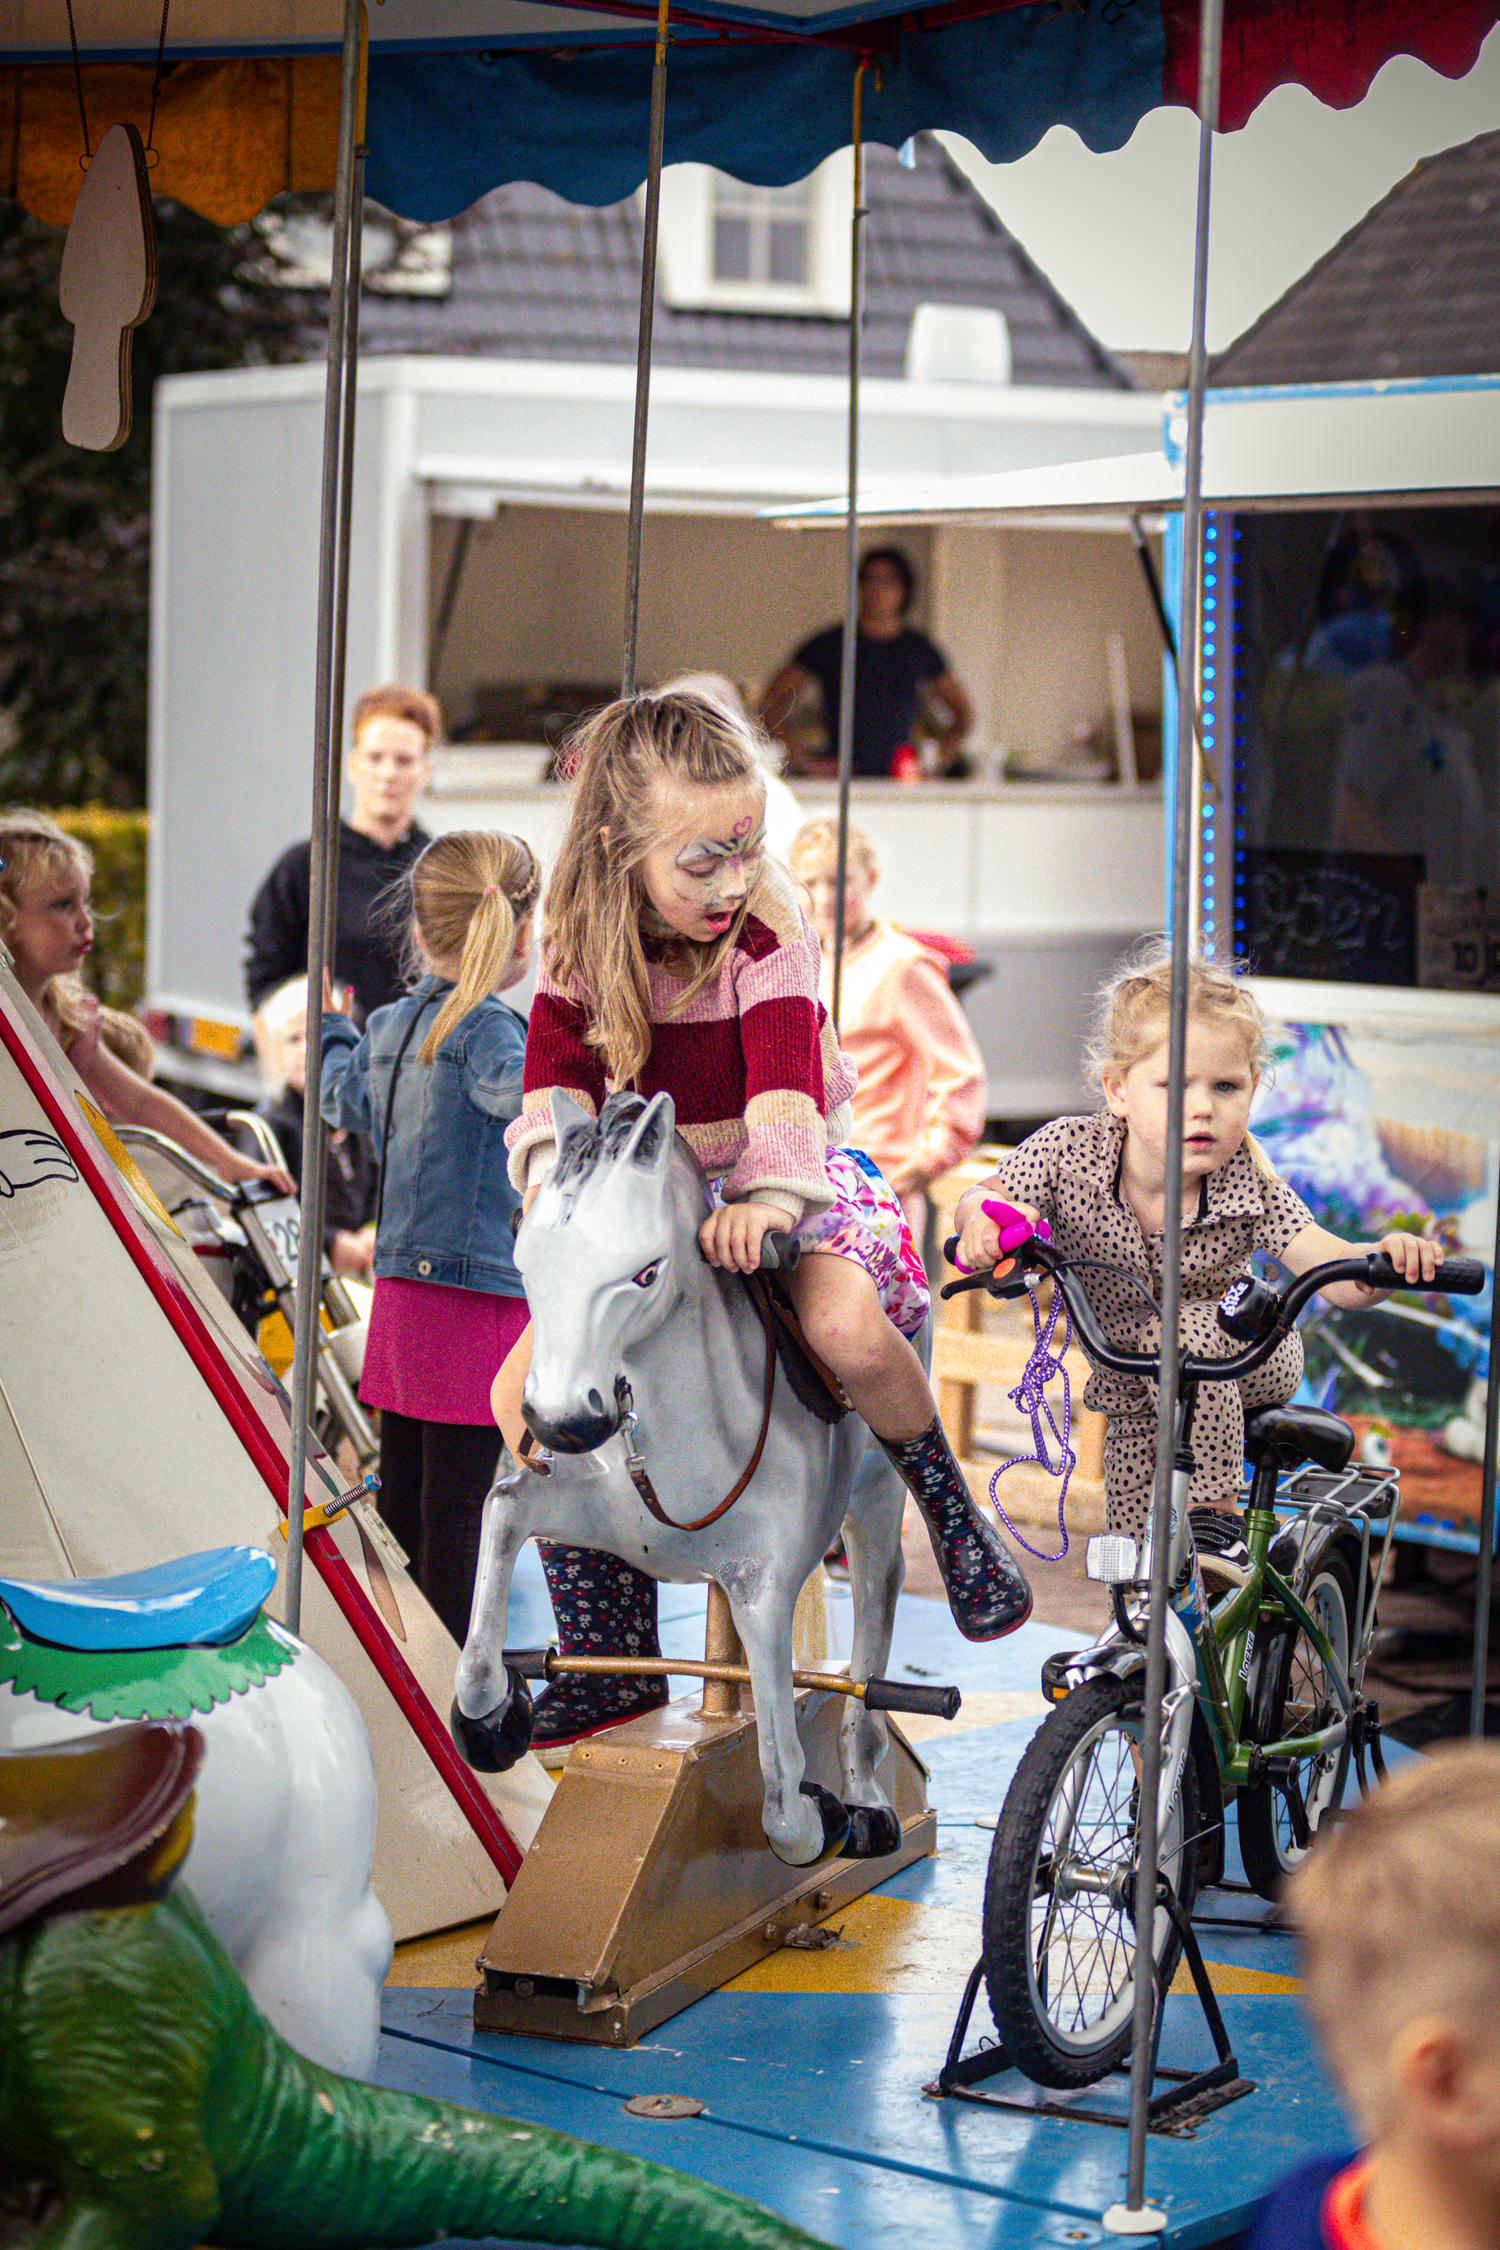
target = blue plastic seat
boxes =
[0,1546,278,1652]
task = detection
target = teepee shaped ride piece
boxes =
[58,122,158,451]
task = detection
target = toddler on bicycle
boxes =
[1245,1742,1500,2250]
[952,947,1441,1538]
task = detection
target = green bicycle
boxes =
[941,1235,1484,2092]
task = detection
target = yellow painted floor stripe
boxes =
[389,1893,1304,2000]
[727,1891,979,1995]
[896,1689,1049,1744]
[1170,1957,1302,1997]
[389,1918,493,1988]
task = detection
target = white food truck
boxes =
[148,352,1167,1118]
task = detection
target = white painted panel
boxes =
[0,982,546,1935]
[149,383,391,1019]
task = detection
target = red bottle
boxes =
[890,742,920,783]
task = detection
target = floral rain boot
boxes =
[879,1417,1032,1640]
[533,1543,669,1747]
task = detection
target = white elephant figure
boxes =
[0,1544,392,2078]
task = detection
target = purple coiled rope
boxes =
[987,1280,1075,1562]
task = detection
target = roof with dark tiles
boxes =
[350,135,1131,388]
[1211,128,1500,388]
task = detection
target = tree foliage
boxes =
[0,200,303,808]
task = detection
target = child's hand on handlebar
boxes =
[224,1152,297,1195]
[1371,1231,1445,1289]
[953,1196,1044,1275]
[698,1200,788,1274]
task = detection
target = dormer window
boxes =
[711,177,813,290]
[654,157,852,315]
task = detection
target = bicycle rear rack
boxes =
[926,1873,1256,2138]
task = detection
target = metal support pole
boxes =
[621,0,670,698]
[1470,1185,1500,1736]
[830,64,868,1034]
[1110,0,1223,2229]
[285,0,365,1634]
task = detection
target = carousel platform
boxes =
[377,1555,1379,2249]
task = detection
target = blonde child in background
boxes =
[496,690,1028,1752]
[953,947,1441,1547]
[252,976,377,1281]
[788,815,986,1246]
[321,830,539,1644]
[1243,1743,1500,2250]
[0,809,291,1193]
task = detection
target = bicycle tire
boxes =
[1239,1549,1355,1899]
[981,1673,1199,2089]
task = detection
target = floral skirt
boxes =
[709,1146,930,1340]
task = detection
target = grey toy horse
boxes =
[452,1090,911,1869]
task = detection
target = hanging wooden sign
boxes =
[58,121,158,452]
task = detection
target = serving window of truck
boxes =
[832,379,1500,1553]
[1189,381,1500,1553]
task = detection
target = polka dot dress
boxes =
[994,1115,1315,1534]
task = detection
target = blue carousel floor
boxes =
[377,1553,1377,2249]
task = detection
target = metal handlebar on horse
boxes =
[450,1089,959,2043]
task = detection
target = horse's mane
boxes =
[550,1091,700,1202]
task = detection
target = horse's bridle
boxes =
[516,1276,780,1533]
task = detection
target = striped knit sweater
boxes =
[507,859,857,1224]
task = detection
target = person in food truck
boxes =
[761,547,975,781]
[244,684,439,1023]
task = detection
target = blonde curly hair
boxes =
[1086,940,1270,1085]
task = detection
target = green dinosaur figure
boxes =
[0,1728,829,2250]
[2,1889,833,2250]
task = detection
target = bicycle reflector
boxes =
[1217,1272,1281,1343]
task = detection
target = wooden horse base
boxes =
[475,1686,935,2047]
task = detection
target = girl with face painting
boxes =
[497,689,1030,1753]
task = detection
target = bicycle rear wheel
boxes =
[1239,1549,1355,1898]
[981,1674,1198,2089]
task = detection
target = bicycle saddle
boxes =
[0,1547,276,1653]
[1243,1403,1354,1475]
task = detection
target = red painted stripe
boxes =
[0,1005,523,1886]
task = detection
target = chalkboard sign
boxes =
[1240,847,1421,985]
[1418,887,1500,992]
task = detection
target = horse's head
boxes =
[516,1089,688,1453]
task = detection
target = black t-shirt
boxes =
[243,820,430,1020]
[793,624,949,779]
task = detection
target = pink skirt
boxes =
[360,1276,529,1426]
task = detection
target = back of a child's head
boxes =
[1289,1743,1500,2135]
[544,690,769,1083]
[408,830,540,1065]
[1086,940,1269,1087]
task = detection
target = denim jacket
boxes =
[320,976,525,1294]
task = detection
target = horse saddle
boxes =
[0,1546,277,1653]
[0,1722,203,1941]
[744,1273,851,1426]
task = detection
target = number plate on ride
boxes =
[246,1195,303,1287]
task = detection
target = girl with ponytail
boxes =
[321,829,541,1642]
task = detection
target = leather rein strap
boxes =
[517,1275,780,1535]
[626,1275,779,1532]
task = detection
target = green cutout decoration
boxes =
[0,1612,296,1722]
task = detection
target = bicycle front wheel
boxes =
[981,1674,1198,2089]
[1239,1549,1355,1898]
